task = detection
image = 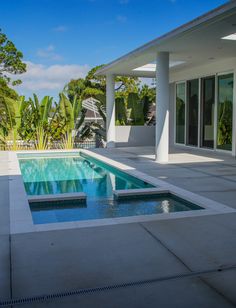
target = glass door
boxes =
[217,73,233,151]
[186,79,199,146]
[175,83,186,144]
[201,76,215,148]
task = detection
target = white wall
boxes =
[170,58,236,83]
[115,126,155,147]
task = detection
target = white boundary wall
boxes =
[115,126,155,147]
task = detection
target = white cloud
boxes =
[52,25,68,32]
[36,45,62,61]
[16,61,90,91]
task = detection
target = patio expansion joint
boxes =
[198,275,236,307]
[138,222,236,307]
[2,264,236,307]
[138,222,192,272]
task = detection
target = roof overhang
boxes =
[96,1,236,78]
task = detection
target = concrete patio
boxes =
[94,146,236,209]
[1,147,236,307]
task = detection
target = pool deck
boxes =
[1,147,236,307]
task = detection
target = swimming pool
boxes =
[18,152,203,224]
[18,152,153,197]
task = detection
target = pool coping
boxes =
[113,188,169,199]
[8,149,236,234]
[28,192,87,203]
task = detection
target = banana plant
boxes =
[0,96,28,150]
[58,93,86,149]
[29,94,53,150]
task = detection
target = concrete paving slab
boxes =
[13,276,234,308]
[195,191,236,208]
[94,146,236,209]
[141,213,236,272]
[164,176,236,193]
[188,165,236,177]
[222,174,236,183]
[0,154,11,299]
[136,166,211,180]
[201,268,236,305]
[11,223,188,298]
[0,176,10,235]
[0,235,11,298]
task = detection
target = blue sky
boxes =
[0,0,228,100]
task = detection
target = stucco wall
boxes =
[115,126,155,147]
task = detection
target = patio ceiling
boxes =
[96,1,236,78]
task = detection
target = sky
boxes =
[0,0,228,100]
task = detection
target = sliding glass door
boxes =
[201,76,215,148]
[175,73,234,152]
[217,73,233,151]
[186,79,199,146]
[175,83,185,144]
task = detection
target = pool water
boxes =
[19,153,153,197]
[18,153,203,224]
[30,195,202,224]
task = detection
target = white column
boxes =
[155,52,169,163]
[106,74,115,148]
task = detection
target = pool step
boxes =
[113,188,169,200]
[28,192,87,203]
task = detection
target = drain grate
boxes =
[1,265,235,307]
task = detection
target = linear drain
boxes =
[1,265,236,307]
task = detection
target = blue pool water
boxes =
[18,152,203,224]
[19,153,153,197]
[30,196,202,224]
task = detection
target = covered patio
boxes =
[97,1,236,162]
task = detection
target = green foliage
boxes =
[0,93,29,149]
[140,85,156,125]
[29,95,53,150]
[115,97,126,125]
[127,92,144,125]
[85,64,106,91]
[217,100,232,148]
[0,29,26,85]
[64,78,87,102]
[0,62,156,150]
[58,93,86,149]
[0,78,19,143]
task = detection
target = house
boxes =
[96,1,236,162]
[82,97,104,125]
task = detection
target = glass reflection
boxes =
[217,73,233,151]
[176,83,186,144]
